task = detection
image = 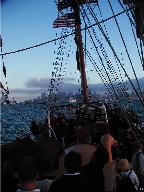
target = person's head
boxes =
[101,134,117,162]
[101,134,117,149]
[136,142,143,151]
[116,159,131,172]
[64,151,82,173]
[17,156,38,184]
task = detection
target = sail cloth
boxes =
[53,13,75,28]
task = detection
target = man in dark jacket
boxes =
[49,151,85,192]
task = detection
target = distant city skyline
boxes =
[10,76,144,102]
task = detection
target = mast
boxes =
[72,1,88,103]
[55,0,98,103]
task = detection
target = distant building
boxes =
[41,92,46,101]
[36,96,41,101]
[67,97,77,103]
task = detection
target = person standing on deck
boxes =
[101,133,118,192]
[49,151,84,192]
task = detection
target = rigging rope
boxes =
[118,0,144,70]
[86,3,144,109]
[0,7,134,57]
[86,3,135,106]
[95,3,132,107]
[85,49,114,96]
[81,4,130,107]
[0,36,10,104]
[82,16,114,94]
[118,0,136,27]
[139,38,144,70]
[108,0,143,99]
[81,5,125,109]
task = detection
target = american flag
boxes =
[53,12,75,28]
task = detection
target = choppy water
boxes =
[1,103,48,144]
[1,101,144,144]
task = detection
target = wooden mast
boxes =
[71,0,88,103]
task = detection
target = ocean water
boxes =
[1,103,48,144]
[1,101,144,144]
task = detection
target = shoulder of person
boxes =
[37,179,54,191]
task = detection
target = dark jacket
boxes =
[49,173,102,192]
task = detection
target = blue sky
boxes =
[1,0,144,101]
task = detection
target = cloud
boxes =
[64,77,76,83]
[9,77,79,96]
[10,88,45,94]
[25,78,50,88]
[25,77,77,88]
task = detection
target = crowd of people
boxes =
[1,104,144,192]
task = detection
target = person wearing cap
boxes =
[116,159,139,191]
